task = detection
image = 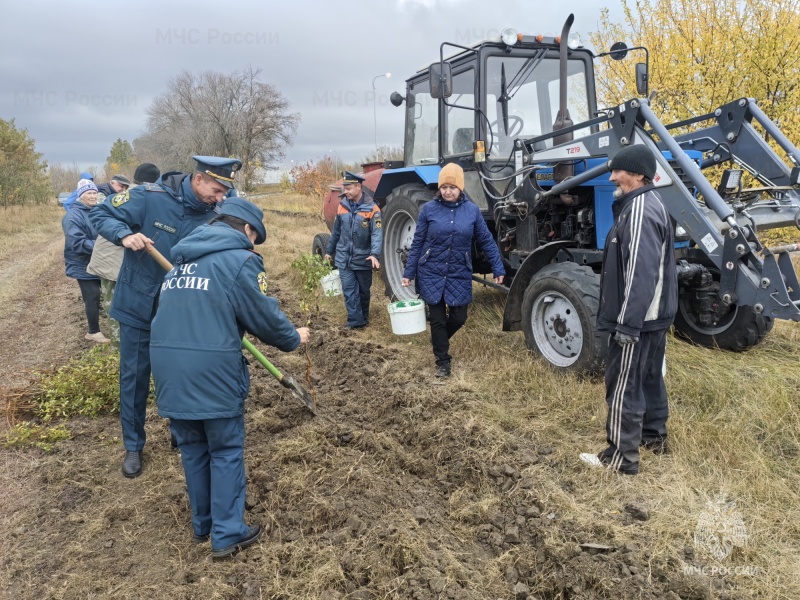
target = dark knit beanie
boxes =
[133,163,161,185]
[609,145,656,180]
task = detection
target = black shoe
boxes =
[211,524,263,559]
[349,322,367,330]
[122,450,143,478]
[435,362,451,378]
[194,533,210,544]
[170,433,179,450]
[641,437,669,455]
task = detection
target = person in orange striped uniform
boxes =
[325,171,382,329]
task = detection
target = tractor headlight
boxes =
[567,32,582,49]
[718,169,743,196]
[501,28,519,46]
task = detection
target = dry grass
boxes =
[0,203,64,260]
[448,287,800,596]
[0,204,66,315]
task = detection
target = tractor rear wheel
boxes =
[673,293,773,351]
[521,263,608,373]
[381,183,431,301]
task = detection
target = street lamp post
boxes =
[371,72,391,152]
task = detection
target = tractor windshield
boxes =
[485,54,591,158]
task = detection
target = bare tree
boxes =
[134,67,300,190]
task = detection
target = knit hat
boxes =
[438,163,465,191]
[76,178,98,198]
[609,145,657,180]
[219,197,267,244]
[133,163,160,184]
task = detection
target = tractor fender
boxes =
[374,165,442,202]
[503,241,576,332]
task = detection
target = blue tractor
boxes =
[334,15,800,372]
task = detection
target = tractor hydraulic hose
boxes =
[537,161,611,199]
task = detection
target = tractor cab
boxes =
[395,29,598,214]
[406,35,596,164]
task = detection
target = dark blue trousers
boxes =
[170,416,249,551]
[119,323,151,451]
[601,329,669,474]
[339,268,372,327]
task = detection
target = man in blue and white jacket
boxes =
[588,145,678,475]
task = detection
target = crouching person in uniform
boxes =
[150,198,310,559]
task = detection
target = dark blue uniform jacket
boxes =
[89,172,216,329]
[325,190,382,270]
[403,193,505,306]
[151,223,301,420]
[62,201,99,280]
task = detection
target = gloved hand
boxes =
[614,332,639,346]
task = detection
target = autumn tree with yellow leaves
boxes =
[590,0,800,141]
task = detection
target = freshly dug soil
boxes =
[1,251,720,600]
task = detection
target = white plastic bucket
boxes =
[387,300,426,335]
[321,270,342,297]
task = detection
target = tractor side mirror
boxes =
[635,63,648,97]
[429,62,452,99]
[390,92,405,107]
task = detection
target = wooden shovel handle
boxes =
[144,244,173,272]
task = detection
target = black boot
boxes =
[211,524,263,559]
[435,361,451,378]
[122,450,143,478]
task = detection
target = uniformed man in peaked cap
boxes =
[325,170,382,329]
[91,155,243,479]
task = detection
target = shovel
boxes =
[145,244,317,415]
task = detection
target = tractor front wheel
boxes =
[673,292,773,351]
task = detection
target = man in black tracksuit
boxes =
[593,145,678,475]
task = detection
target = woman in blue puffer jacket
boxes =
[62,179,109,344]
[402,163,505,378]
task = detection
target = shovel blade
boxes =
[281,375,317,415]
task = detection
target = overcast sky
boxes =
[1,0,626,174]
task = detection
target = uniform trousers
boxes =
[601,329,669,474]
[339,268,372,327]
[119,323,152,451]
[170,416,249,551]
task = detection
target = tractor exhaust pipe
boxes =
[553,14,575,183]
